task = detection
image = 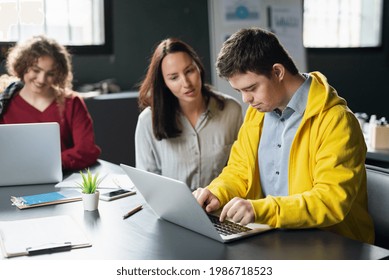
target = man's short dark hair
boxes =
[216,27,299,79]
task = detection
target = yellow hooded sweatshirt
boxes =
[207,72,374,244]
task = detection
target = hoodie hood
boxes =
[305,71,348,120]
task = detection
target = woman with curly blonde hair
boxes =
[0,35,101,170]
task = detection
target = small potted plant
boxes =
[77,168,102,211]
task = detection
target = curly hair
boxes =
[6,35,73,89]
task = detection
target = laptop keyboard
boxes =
[208,214,251,236]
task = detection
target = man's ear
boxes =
[273,64,285,80]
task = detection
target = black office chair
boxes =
[366,164,389,249]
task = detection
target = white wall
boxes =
[208,0,306,116]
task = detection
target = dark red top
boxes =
[0,92,101,170]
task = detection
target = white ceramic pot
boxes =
[81,191,100,211]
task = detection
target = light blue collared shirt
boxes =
[258,73,311,196]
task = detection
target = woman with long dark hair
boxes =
[136,38,242,190]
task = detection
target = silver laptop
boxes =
[120,164,272,243]
[0,122,62,186]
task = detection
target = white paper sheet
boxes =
[55,173,135,190]
[0,215,91,258]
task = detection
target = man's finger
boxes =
[219,200,233,222]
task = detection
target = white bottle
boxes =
[369,114,377,147]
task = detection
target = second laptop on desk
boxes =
[0,122,62,187]
[120,164,272,243]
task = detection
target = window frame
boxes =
[303,0,385,50]
[0,0,113,58]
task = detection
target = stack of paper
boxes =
[55,173,135,190]
[0,215,91,258]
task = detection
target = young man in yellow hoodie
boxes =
[193,27,374,244]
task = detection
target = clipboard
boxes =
[0,215,91,258]
[11,189,82,209]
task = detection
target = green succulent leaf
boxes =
[77,168,102,194]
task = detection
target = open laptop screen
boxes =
[0,122,62,186]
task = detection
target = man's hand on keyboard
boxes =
[220,197,254,226]
[193,187,220,213]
